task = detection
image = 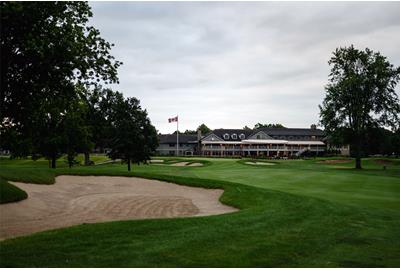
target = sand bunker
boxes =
[149,159,164,163]
[187,163,203,167]
[245,162,276,166]
[317,159,352,164]
[170,162,189,166]
[0,176,236,240]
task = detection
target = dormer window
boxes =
[231,133,237,139]
[239,133,245,140]
[223,133,229,140]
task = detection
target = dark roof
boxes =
[257,127,324,136]
[205,129,254,141]
[158,134,198,144]
[203,128,325,141]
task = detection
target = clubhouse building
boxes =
[156,126,327,158]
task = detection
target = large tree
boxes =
[106,90,158,171]
[320,45,400,169]
[0,2,121,159]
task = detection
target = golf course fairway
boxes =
[0,156,399,267]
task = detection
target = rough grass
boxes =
[0,156,399,267]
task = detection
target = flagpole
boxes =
[176,115,179,156]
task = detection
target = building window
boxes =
[231,134,237,139]
[223,133,229,140]
[256,134,261,139]
[169,143,175,147]
[239,133,245,139]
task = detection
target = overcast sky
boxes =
[89,1,400,134]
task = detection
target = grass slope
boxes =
[0,156,399,267]
[0,180,27,204]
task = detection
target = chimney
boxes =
[310,124,317,130]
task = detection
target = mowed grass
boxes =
[0,156,399,267]
[0,180,27,203]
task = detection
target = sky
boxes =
[89,1,400,134]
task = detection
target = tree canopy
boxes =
[197,124,211,134]
[319,45,400,168]
[1,2,158,170]
[1,2,121,161]
[254,123,286,129]
[105,90,158,171]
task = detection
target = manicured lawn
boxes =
[0,180,27,204]
[0,156,399,267]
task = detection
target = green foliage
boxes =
[242,125,252,130]
[319,45,400,168]
[0,180,28,204]
[183,129,196,135]
[0,1,121,161]
[254,123,286,129]
[104,90,158,171]
[197,123,211,134]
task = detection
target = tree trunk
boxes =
[355,156,362,169]
[84,151,91,166]
[127,158,131,171]
[355,140,362,169]
[51,156,56,169]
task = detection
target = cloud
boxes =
[88,1,400,133]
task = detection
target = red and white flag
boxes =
[168,116,178,123]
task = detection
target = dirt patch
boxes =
[318,159,352,164]
[187,163,203,167]
[245,162,276,166]
[0,176,237,240]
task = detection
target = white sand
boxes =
[170,162,190,166]
[245,162,276,166]
[149,159,164,163]
[187,163,203,167]
[0,176,237,240]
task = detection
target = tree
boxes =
[183,129,197,135]
[243,125,252,130]
[197,124,211,134]
[1,2,121,160]
[62,98,93,168]
[254,123,286,129]
[79,87,112,165]
[106,91,158,171]
[320,45,400,169]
